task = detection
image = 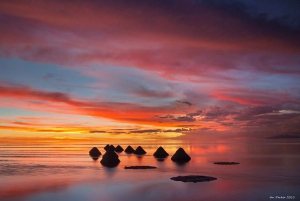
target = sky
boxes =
[0,0,300,141]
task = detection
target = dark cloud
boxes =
[130,129,161,134]
[159,114,175,119]
[175,100,193,107]
[172,115,196,122]
[89,130,107,133]
[187,110,202,117]
[163,128,190,132]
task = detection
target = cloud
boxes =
[132,86,176,98]
[130,129,161,134]
[0,82,180,126]
[0,0,299,80]
[175,100,193,107]
[171,115,196,122]
[89,130,107,133]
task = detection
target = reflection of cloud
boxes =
[0,177,74,199]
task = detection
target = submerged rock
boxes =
[124,166,157,169]
[124,145,135,153]
[89,147,101,156]
[100,150,120,167]
[153,146,169,158]
[115,145,124,152]
[171,175,217,183]
[171,148,191,162]
[134,146,146,155]
[214,162,240,165]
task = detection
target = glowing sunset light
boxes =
[0,0,300,141]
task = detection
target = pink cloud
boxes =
[0,0,299,79]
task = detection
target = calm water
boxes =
[1,139,300,201]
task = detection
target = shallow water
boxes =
[1,139,300,201]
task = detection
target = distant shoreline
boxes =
[266,134,300,139]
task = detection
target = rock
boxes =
[171,148,191,162]
[124,145,135,153]
[213,162,240,165]
[124,166,157,169]
[100,149,120,167]
[104,144,110,151]
[115,145,124,152]
[89,147,101,156]
[104,144,115,151]
[153,146,169,158]
[171,175,217,183]
[133,146,146,155]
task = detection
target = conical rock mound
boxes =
[134,146,146,155]
[104,144,115,151]
[100,150,120,167]
[115,145,124,152]
[124,145,135,153]
[171,148,191,162]
[89,147,101,156]
[104,144,110,151]
[153,146,169,158]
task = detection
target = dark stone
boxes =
[104,144,110,151]
[124,166,157,169]
[115,145,124,152]
[104,144,115,151]
[171,148,191,162]
[171,175,217,183]
[134,146,146,155]
[124,145,135,153]
[153,146,169,158]
[89,147,101,156]
[213,162,240,165]
[100,150,120,167]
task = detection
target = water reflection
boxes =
[1,140,300,201]
[102,166,117,178]
[135,155,144,161]
[155,157,167,162]
[90,156,99,161]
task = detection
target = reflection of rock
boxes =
[91,156,99,161]
[124,145,135,153]
[89,147,101,156]
[214,162,239,165]
[134,146,146,155]
[153,146,169,158]
[156,158,166,162]
[171,175,217,183]
[171,148,191,162]
[100,150,120,167]
[124,166,157,169]
[115,145,124,152]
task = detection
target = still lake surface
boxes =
[1,139,300,201]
